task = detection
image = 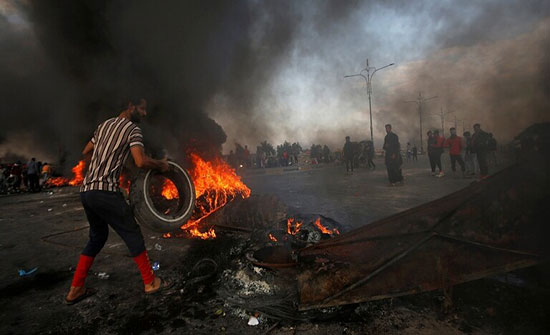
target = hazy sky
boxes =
[0,0,549,162]
[208,0,550,151]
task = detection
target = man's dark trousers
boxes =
[80,190,146,257]
[477,150,489,176]
[386,155,403,183]
[450,154,466,172]
[345,157,354,172]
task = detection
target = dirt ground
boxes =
[1,155,549,334]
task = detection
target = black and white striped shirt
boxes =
[80,117,143,192]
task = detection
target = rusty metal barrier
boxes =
[297,145,549,310]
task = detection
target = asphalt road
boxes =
[0,153,520,334]
[243,154,482,230]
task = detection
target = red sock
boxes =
[71,254,94,287]
[133,251,155,285]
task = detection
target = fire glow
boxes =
[287,217,303,235]
[160,178,179,200]
[46,160,87,187]
[313,217,340,235]
[168,153,251,239]
[269,216,340,241]
[48,153,251,240]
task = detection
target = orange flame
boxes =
[46,160,86,187]
[46,153,250,241]
[68,160,86,186]
[162,233,172,239]
[160,178,179,200]
[268,233,278,242]
[287,217,303,235]
[181,153,251,239]
[187,227,217,240]
[313,217,340,235]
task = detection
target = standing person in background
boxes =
[366,141,376,170]
[471,123,490,179]
[406,142,412,162]
[383,124,403,186]
[10,161,22,192]
[433,130,445,177]
[444,128,466,177]
[41,162,51,186]
[412,145,418,161]
[427,131,439,176]
[463,132,477,177]
[343,136,354,174]
[26,157,40,192]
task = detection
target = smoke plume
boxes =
[0,0,549,166]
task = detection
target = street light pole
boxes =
[405,92,438,154]
[430,107,454,137]
[345,58,395,145]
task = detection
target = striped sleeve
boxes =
[129,126,144,147]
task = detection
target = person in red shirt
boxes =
[444,127,466,176]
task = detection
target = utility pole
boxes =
[430,107,454,137]
[345,59,395,146]
[405,92,438,154]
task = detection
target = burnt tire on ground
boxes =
[130,161,195,233]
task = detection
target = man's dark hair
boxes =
[473,123,480,128]
[464,131,471,136]
[119,96,146,110]
[385,124,392,128]
[450,127,456,131]
[427,130,432,135]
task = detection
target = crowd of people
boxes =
[0,158,53,194]
[425,123,496,179]
[341,122,497,186]
[372,122,497,186]
[225,122,497,188]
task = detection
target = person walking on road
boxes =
[65,98,170,305]
[383,124,403,185]
[26,157,40,192]
[366,140,376,170]
[471,123,490,179]
[433,130,445,177]
[427,131,439,176]
[343,136,354,174]
[463,131,477,177]
[444,127,466,177]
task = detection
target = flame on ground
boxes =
[48,153,251,241]
[287,217,303,235]
[313,217,340,235]
[46,160,87,187]
[178,153,250,239]
[268,233,278,242]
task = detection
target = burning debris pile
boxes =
[46,153,251,240]
[170,195,349,325]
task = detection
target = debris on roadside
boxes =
[18,267,38,277]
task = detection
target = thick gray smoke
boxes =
[210,0,550,150]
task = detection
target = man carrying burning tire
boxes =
[65,98,170,305]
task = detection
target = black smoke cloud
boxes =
[1,0,549,165]
[0,0,322,166]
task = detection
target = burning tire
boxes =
[130,161,195,233]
